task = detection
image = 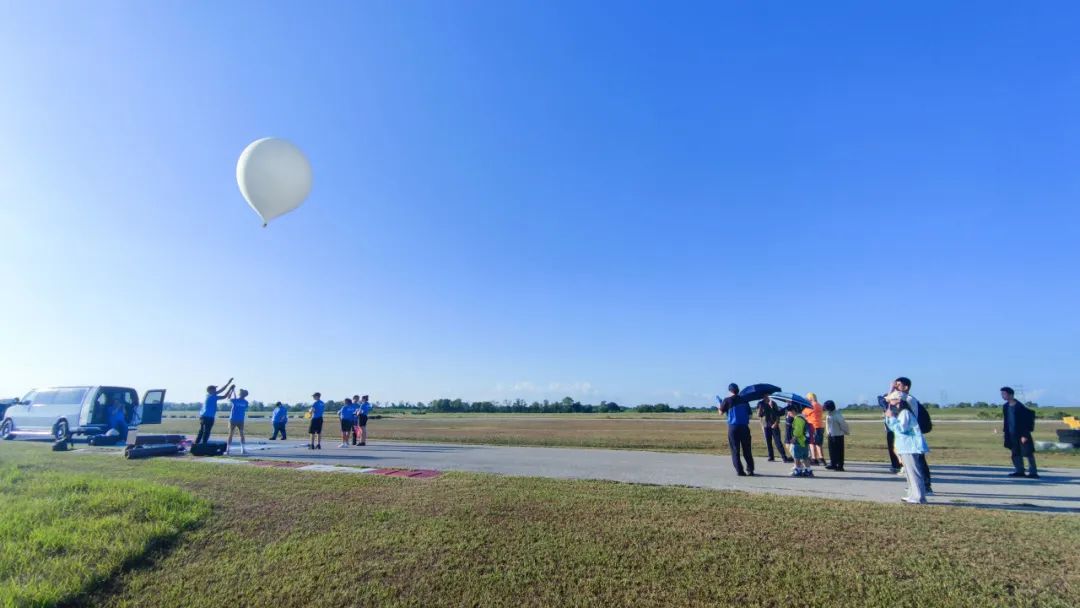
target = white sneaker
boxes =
[224,449,231,456]
[896,470,906,477]
[339,442,348,448]
[240,447,247,455]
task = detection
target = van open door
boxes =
[140,389,166,425]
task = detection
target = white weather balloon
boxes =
[236,137,312,226]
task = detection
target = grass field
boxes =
[0,461,208,608]
[156,413,1080,467]
[1,442,1078,607]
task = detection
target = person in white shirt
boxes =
[823,400,850,471]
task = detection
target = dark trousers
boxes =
[1010,437,1037,474]
[886,429,902,469]
[728,425,754,474]
[762,426,785,460]
[195,416,215,444]
[916,453,932,489]
[828,435,845,469]
[271,423,287,440]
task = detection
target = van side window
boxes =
[54,388,88,405]
[32,390,57,406]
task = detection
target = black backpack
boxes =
[916,404,933,434]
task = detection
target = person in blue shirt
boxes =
[109,400,129,443]
[718,383,754,476]
[308,392,325,450]
[355,394,373,446]
[270,402,289,440]
[225,389,250,456]
[195,378,234,444]
[337,397,357,447]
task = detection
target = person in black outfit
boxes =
[1001,386,1039,478]
[756,395,790,462]
[878,393,903,472]
[719,383,754,476]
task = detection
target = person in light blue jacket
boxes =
[884,391,929,504]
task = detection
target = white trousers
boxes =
[900,452,927,503]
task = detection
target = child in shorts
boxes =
[225,388,249,456]
[785,404,813,477]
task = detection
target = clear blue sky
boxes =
[2,2,1078,405]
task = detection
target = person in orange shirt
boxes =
[802,392,826,466]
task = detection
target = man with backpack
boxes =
[894,377,933,494]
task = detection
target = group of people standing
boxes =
[719,377,1041,505]
[720,385,850,478]
[193,380,375,454]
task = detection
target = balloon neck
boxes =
[262,223,267,228]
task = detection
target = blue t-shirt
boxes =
[359,401,372,416]
[229,399,249,423]
[109,406,127,429]
[200,394,219,418]
[310,399,325,419]
[721,396,750,426]
[339,403,357,422]
[272,406,288,424]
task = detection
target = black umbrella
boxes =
[738,383,782,402]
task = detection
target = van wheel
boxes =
[1,419,13,440]
[53,420,70,443]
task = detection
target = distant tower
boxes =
[1014,384,1026,401]
[940,390,948,407]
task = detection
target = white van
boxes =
[0,386,165,442]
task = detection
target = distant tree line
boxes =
[420,397,708,414]
[166,397,1059,417]
[164,397,710,415]
[844,401,1039,410]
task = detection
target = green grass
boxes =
[156,414,1080,467]
[1,442,1078,607]
[0,460,209,608]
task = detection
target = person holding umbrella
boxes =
[757,395,789,462]
[718,383,755,476]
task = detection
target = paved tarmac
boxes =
[221,438,1079,514]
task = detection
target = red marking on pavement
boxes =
[369,468,442,479]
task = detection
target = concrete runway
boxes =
[218,438,1079,514]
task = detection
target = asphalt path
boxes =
[215,437,1079,514]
